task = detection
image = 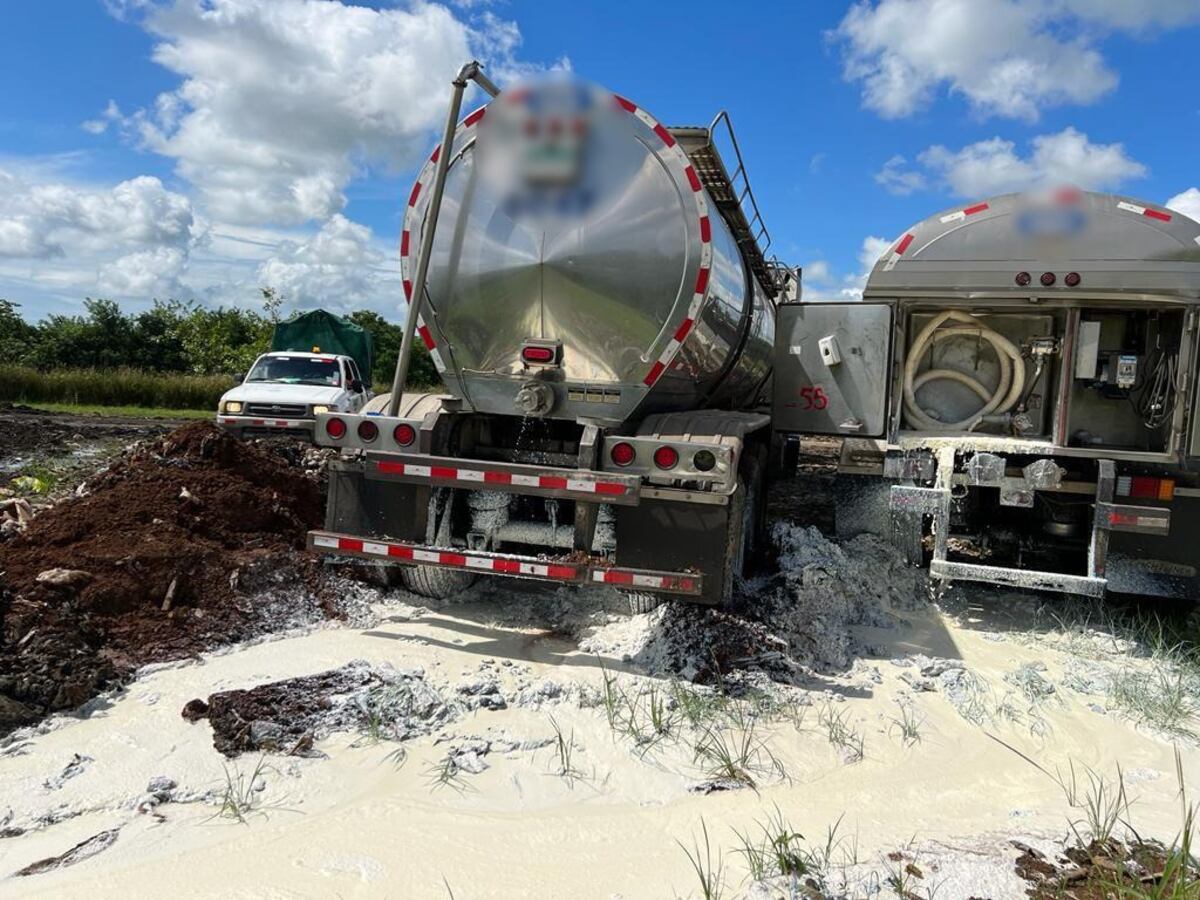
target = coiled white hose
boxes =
[903,310,1026,432]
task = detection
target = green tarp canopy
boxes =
[270,310,374,385]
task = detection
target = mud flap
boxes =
[614,495,730,606]
[326,459,425,541]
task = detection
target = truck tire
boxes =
[398,564,477,600]
[623,592,664,615]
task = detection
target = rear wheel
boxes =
[623,592,665,615]
[399,565,477,600]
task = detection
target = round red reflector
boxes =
[393,423,416,446]
[610,442,635,466]
[522,346,555,364]
[1065,271,1081,287]
[325,417,347,439]
[653,446,679,470]
[1015,271,1031,286]
[1040,272,1056,286]
[357,419,379,442]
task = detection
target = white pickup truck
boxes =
[216,350,371,439]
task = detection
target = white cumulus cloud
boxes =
[107,0,518,226]
[1166,188,1200,224]
[879,127,1146,198]
[256,214,385,308]
[833,0,1200,121]
[0,168,201,297]
[802,236,892,302]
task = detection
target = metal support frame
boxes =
[388,61,500,416]
[1088,459,1115,578]
[574,425,601,551]
[915,451,1116,597]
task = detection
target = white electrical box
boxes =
[818,335,842,367]
[1075,320,1102,379]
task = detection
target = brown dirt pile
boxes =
[0,423,328,736]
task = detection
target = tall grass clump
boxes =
[0,365,232,410]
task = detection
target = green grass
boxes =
[0,365,232,411]
[16,401,213,419]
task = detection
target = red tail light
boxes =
[1040,272,1056,286]
[653,446,679,470]
[325,417,347,439]
[522,346,556,364]
[357,420,378,442]
[610,442,635,466]
[393,423,416,447]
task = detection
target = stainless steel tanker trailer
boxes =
[306,64,790,610]
[775,189,1200,600]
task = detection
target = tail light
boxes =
[1015,271,1031,286]
[325,417,347,439]
[521,342,560,365]
[393,423,416,447]
[1117,476,1174,501]
[653,446,679,470]
[610,442,635,466]
[692,450,716,472]
[357,420,378,442]
[1040,272,1056,286]
[1065,272,1081,287]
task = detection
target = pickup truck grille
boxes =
[246,402,309,418]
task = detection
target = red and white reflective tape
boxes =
[613,94,712,387]
[218,417,306,428]
[400,105,490,375]
[591,568,699,593]
[882,232,916,272]
[374,459,630,496]
[312,533,580,580]
[1116,200,1172,223]
[939,202,989,224]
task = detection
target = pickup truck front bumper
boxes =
[216,414,315,438]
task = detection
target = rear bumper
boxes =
[217,414,315,436]
[308,530,703,596]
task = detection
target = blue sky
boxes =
[1,0,1198,319]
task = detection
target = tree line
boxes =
[0,293,438,389]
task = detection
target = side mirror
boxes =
[351,379,364,394]
[233,372,244,384]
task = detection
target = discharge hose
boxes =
[902,310,1026,432]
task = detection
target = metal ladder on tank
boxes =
[670,112,790,299]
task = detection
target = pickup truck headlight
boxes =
[224,401,243,414]
[311,404,331,415]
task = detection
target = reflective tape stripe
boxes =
[400,105,489,373]
[612,92,712,388]
[939,202,989,224]
[312,532,699,591]
[1117,200,1172,222]
[373,460,629,495]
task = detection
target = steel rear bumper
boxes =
[308,530,703,596]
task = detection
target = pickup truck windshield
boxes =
[246,356,342,386]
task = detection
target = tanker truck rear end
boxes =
[307,65,790,610]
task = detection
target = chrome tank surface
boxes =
[401,78,774,425]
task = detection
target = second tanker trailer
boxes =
[306,64,791,610]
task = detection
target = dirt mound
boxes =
[184,661,458,757]
[0,423,329,736]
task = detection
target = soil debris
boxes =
[186,660,459,757]
[15,827,121,877]
[0,422,330,737]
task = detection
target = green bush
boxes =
[0,366,232,410]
